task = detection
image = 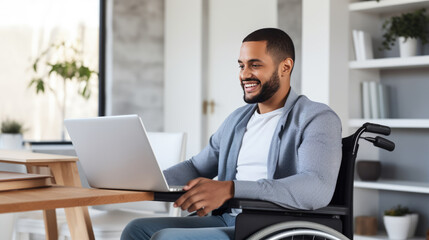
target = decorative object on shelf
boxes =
[407,212,419,238]
[384,205,418,240]
[357,160,381,181]
[380,8,429,57]
[29,40,98,140]
[355,216,377,236]
[398,37,419,57]
[0,119,25,150]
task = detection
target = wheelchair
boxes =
[155,123,395,240]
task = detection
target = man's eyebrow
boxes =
[237,59,263,64]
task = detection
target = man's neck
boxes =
[257,87,290,114]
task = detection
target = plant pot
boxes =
[384,215,411,240]
[357,160,381,181]
[0,133,23,149]
[398,37,419,57]
[407,213,419,238]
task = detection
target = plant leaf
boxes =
[36,79,45,94]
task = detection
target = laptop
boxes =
[64,115,184,192]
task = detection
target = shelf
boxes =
[349,55,429,69]
[355,232,424,240]
[349,0,429,14]
[349,119,429,128]
[354,180,429,194]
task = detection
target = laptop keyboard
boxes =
[169,186,184,192]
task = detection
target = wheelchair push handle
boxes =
[363,136,395,151]
[363,122,391,135]
[352,122,395,155]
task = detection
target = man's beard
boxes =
[242,71,280,104]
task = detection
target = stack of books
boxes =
[361,81,390,119]
[352,30,374,61]
[0,171,52,191]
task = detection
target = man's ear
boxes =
[280,58,294,76]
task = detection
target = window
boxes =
[0,0,101,141]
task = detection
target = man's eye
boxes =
[239,65,244,69]
[252,64,261,68]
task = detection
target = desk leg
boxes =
[26,166,59,240]
[44,209,58,240]
[47,162,95,240]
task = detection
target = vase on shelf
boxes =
[398,37,419,58]
[384,215,411,240]
[357,160,381,181]
[407,213,419,238]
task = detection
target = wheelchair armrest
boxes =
[229,199,349,216]
[153,191,185,202]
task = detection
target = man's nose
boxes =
[240,66,252,80]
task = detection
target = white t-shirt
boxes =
[235,107,284,181]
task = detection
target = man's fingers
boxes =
[174,187,200,208]
[173,178,232,216]
[197,206,211,217]
[187,200,206,213]
[174,178,205,207]
[183,177,203,191]
[180,193,204,211]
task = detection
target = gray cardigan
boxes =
[164,89,342,210]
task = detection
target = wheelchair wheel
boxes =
[247,221,349,240]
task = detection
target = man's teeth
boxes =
[245,83,258,88]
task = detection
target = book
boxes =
[352,30,362,61]
[378,83,390,119]
[362,81,371,119]
[359,31,374,60]
[369,81,379,119]
[0,171,52,191]
[353,30,374,61]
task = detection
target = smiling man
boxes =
[121,28,342,240]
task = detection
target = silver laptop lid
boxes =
[65,115,172,192]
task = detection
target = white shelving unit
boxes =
[355,232,425,240]
[349,0,429,13]
[349,55,429,69]
[354,180,429,194]
[347,0,429,238]
[349,119,429,128]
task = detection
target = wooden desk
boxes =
[0,150,153,240]
[0,186,153,213]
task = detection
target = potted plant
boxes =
[380,8,429,57]
[29,41,97,140]
[407,211,419,238]
[384,205,418,240]
[0,119,25,149]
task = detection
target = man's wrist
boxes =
[225,180,234,199]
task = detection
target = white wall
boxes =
[164,0,205,158]
[302,0,349,133]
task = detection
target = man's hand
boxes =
[173,178,234,217]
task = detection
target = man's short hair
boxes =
[243,28,295,66]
